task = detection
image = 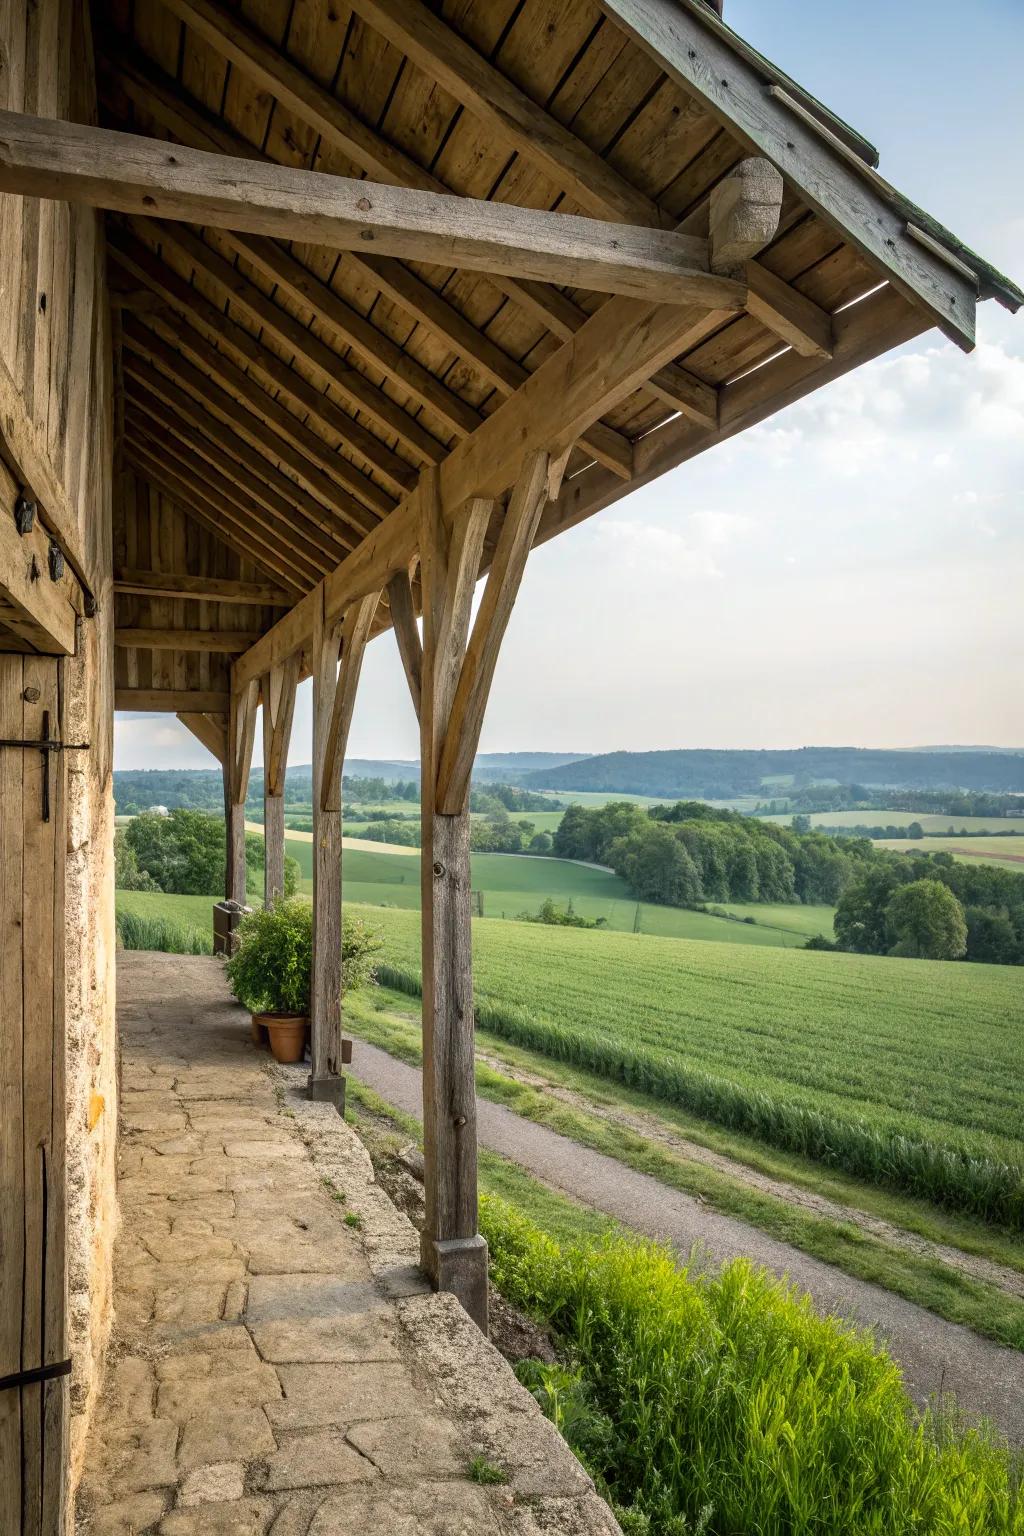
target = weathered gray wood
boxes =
[0,655,68,1535]
[309,589,344,1104]
[436,452,551,814]
[709,159,784,275]
[0,110,748,306]
[597,0,979,348]
[417,471,491,1331]
[262,657,298,904]
[176,711,228,763]
[227,679,258,903]
[320,591,380,814]
[387,570,423,721]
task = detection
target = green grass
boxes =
[713,901,836,937]
[362,904,1024,1225]
[483,1198,1024,1536]
[758,810,1024,833]
[276,835,815,945]
[115,904,213,955]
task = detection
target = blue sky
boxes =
[116,0,1023,770]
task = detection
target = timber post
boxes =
[227,678,258,903]
[406,451,555,1332]
[309,584,380,1110]
[262,657,298,904]
[309,587,345,1108]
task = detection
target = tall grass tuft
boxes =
[375,963,1024,1230]
[115,909,213,955]
[483,1195,1023,1534]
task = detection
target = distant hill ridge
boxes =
[520,747,1024,798]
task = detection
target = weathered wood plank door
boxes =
[0,653,68,1535]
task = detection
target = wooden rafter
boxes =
[114,628,260,652]
[0,111,749,308]
[104,52,632,473]
[597,0,980,349]
[149,221,446,469]
[122,320,375,542]
[109,230,416,500]
[386,570,423,721]
[122,363,356,564]
[124,435,319,592]
[176,711,228,763]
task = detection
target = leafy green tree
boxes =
[113,828,158,891]
[609,824,702,906]
[964,906,1020,965]
[834,866,906,954]
[529,832,553,854]
[125,810,227,895]
[884,879,967,960]
[907,821,925,840]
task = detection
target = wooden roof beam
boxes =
[123,383,347,573]
[116,688,231,712]
[125,402,340,581]
[176,711,228,763]
[0,111,747,308]
[235,290,738,690]
[115,571,291,605]
[105,28,634,469]
[151,221,447,469]
[115,628,261,652]
[115,276,394,523]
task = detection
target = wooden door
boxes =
[0,653,68,1535]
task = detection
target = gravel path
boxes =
[352,1038,1024,1443]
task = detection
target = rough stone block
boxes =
[158,1495,276,1535]
[177,1409,276,1469]
[265,1365,418,1430]
[157,1363,282,1419]
[250,1313,400,1365]
[178,1462,246,1506]
[345,1414,467,1479]
[259,1431,377,1491]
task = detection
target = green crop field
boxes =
[758,809,1024,834]
[367,903,1024,1224]
[877,834,1024,867]
[274,836,815,945]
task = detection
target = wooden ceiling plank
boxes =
[116,687,232,711]
[125,400,342,576]
[109,232,414,502]
[119,276,394,522]
[121,319,370,548]
[147,218,435,476]
[222,230,480,439]
[596,0,978,349]
[347,0,660,228]
[124,437,320,590]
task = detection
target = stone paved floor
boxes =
[76,953,618,1536]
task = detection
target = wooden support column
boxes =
[261,657,298,904]
[310,587,344,1106]
[226,678,258,903]
[309,587,379,1109]
[407,450,555,1332]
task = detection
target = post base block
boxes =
[421,1232,489,1334]
[307,1072,346,1115]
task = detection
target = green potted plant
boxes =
[226,898,312,1063]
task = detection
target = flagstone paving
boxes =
[77,953,618,1536]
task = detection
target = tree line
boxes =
[554,801,872,907]
[772,783,1024,819]
[554,801,1024,964]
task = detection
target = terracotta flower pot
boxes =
[253,1012,309,1064]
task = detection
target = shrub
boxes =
[483,1196,1022,1535]
[227,899,382,1014]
